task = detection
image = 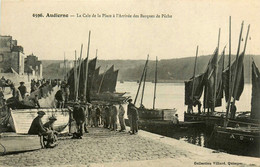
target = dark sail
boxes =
[90,67,100,93]
[67,61,76,100]
[203,48,220,108]
[251,60,260,119]
[223,52,244,101]
[86,57,97,102]
[110,70,119,92]
[99,65,115,93]
[185,73,205,105]
[215,50,225,102]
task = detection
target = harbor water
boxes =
[117,81,258,157]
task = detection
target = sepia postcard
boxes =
[0,0,259,166]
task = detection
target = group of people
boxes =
[27,98,140,149]
[83,98,139,134]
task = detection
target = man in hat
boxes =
[118,103,126,132]
[44,116,58,147]
[127,99,134,133]
[44,116,57,131]
[104,106,110,128]
[55,88,65,108]
[28,111,47,135]
[130,105,139,135]
[18,81,27,99]
[10,83,22,102]
[28,111,56,148]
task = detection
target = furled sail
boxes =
[251,60,260,119]
[223,52,245,102]
[185,73,205,105]
[203,48,223,108]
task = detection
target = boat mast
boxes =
[83,31,91,102]
[76,44,83,101]
[153,57,158,109]
[227,21,244,118]
[212,28,221,112]
[64,52,66,81]
[74,50,78,101]
[134,55,149,105]
[225,17,232,125]
[232,24,250,105]
[140,66,147,107]
[191,46,199,112]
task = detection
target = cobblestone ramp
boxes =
[0,128,184,167]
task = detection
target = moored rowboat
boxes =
[9,108,70,134]
[0,133,41,155]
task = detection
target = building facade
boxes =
[24,54,42,78]
[0,36,24,74]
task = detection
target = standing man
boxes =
[0,76,6,92]
[111,104,118,131]
[230,102,237,119]
[10,84,22,102]
[18,82,27,99]
[131,105,139,135]
[118,103,126,132]
[65,85,70,103]
[104,106,110,128]
[127,99,134,133]
[55,88,65,108]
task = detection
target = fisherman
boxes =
[193,98,202,114]
[109,105,114,130]
[172,114,179,125]
[118,103,126,132]
[91,105,97,127]
[10,84,22,102]
[110,104,118,131]
[28,111,56,148]
[0,87,4,101]
[43,116,58,147]
[64,85,70,103]
[104,106,110,128]
[230,102,237,119]
[100,105,106,127]
[96,106,101,126]
[0,76,6,92]
[55,88,65,108]
[127,99,134,133]
[130,105,139,135]
[18,81,27,99]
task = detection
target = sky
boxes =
[0,0,260,61]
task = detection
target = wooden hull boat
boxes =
[211,126,260,157]
[0,133,41,155]
[138,108,177,120]
[9,108,70,134]
[184,112,260,127]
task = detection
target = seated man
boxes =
[28,111,56,148]
[44,116,58,147]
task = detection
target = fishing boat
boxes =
[135,55,177,120]
[0,107,69,155]
[211,58,260,156]
[8,108,70,134]
[0,133,42,155]
[184,21,259,127]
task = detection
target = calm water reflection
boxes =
[117,82,259,157]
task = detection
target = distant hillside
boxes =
[42,55,260,82]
